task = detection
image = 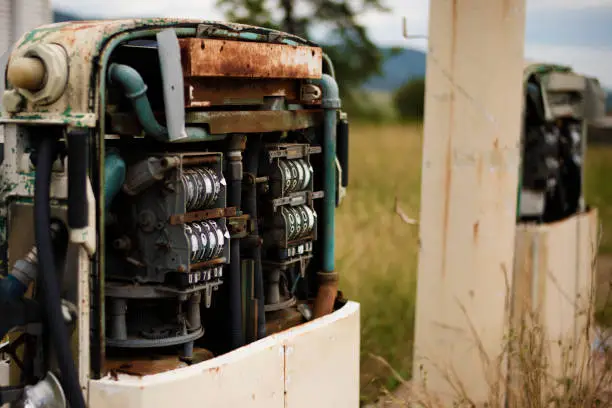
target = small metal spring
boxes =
[278,159,312,194]
[181,167,223,211]
[281,205,316,241]
[185,220,229,263]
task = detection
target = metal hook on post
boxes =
[402,16,428,40]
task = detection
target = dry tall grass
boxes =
[367,228,612,408]
[335,123,422,398]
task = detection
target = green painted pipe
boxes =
[104,149,126,212]
[107,63,221,143]
[313,74,341,273]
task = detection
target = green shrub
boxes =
[394,77,426,121]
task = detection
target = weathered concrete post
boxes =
[412,0,527,404]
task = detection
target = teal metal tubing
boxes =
[313,74,341,273]
[107,63,222,143]
[103,149,126,212]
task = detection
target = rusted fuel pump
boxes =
[518,62,605,223]
[0,19,358,408]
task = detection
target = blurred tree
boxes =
[216,0,395,105]
[393,77,425,121]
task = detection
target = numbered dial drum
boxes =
[185,220,229,263]
[278,159,312,194]
[281,205,316,241]
[181,167,224,211]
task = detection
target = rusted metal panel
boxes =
[184,77,304,107]
[109,109,322,136]
[180,38,322,79]
[265,307,305,335]
[185,110,323,134]
[168,207,237,225]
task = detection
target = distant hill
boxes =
[364,47,426,91]
[53,10,82,22]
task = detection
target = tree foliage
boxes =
[216,0,392,102]
[393,77,425,121]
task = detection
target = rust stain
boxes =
[184,77,307,107]
[180,38,322,79]
[185,110,323,134]
[493,138,499,149]
[441,138,452,280]
[441,0,459,280]
[472,221,479,241]
[468,290,475,299]
[502,0,511,19]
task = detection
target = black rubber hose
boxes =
[228,156,244,349]
[244,136,266,339]
[34,136,86,408]
[67,129,89,230]
[337,116,349,188]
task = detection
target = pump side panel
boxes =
[88,302,360,408]
[282,301,360,408]
[88,338,285,408]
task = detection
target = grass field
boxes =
[335,123,422,399]
[339,124,612,402]
[585,145,612,255]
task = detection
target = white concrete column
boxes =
[412,0,526,404]
[11,0,52,44]
[0,0,12,54]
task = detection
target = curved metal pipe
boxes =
[107,63,218,143]
[312,74,341,318]
[313,74,340,273]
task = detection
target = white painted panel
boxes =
[89,335,285,408]
[0,357,9,408]
[88,302,361,407]
[412,0,526,404]
[282,301,360,408]
[513,210,598,380]
[0,0,11,54]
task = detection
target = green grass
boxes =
[345,90,398,124]
[336,129,612,401]
[336,123,422,400]
[585,144,612,255]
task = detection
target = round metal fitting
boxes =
[14,43,69,106]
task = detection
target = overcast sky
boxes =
[51,0,612,86]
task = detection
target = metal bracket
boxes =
[227,214,251,239]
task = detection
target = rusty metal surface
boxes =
[312,272,338,319]
[110,109,322,135]
[2,19,200,125]
[106,348,214,377]
[227,214,251,239]
[186,110,323,134]
[185,77,307,107]
[265,306,305,335]
[2,19,320,126]
[168,207,237,225]
[180,156,220,166]
[190,257,226,271]
[180,38,322,79]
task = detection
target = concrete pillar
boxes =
[412,0,526,404]
[0,0,12,55]
[11,0,52,45]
